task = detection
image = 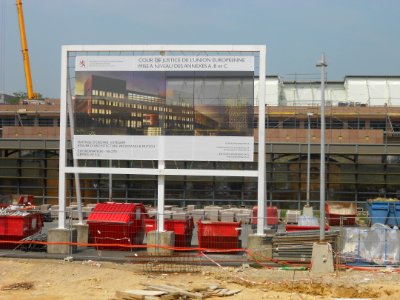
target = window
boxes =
[348,120,365,129]
[267,119,279,128]
[282,119,298,128]
[326,118,343,129]
[21,118,35,126]
[370,121,386,130]
[39,118,54,127]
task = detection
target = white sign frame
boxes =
[59,45,266,235]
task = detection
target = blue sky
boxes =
[1,0,399,98]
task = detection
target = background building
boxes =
[1,76,400,209]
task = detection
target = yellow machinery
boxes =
[16,0,39,100]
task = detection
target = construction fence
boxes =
[1,202,400,269]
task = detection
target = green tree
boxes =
[7,91,43,104]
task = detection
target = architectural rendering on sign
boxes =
[72,55,255,161]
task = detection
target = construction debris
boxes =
[1,281,34,291]
[273,231,339,262]
[114,283,242,299]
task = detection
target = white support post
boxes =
[58,46,68,229]
[157,160,165,232]
[109,160,112,201]
[257,46,267,235]
[66,85,83,224]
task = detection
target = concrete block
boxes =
[171,207,184,212]
[72,223,89,245]
[220,211,235,222]
[47,228,77,254]
[71,208,85,220]
[239,224,253,247]
[204,205,222,210]
[247,234,273,261]
[66,206,76,218]
[303,205,314,217]
[311,242,335,274]
[286,210,301,224]
[40,204,51,212]
[82,207,93,218]
[205,209,219,221]
[222,205,234,209]
[240,208,252,214]
[171,212,187,220]
[50,205,59,219]
[163,210,173,220]
[186,205,195,212]
[192,209,205,223]
[147,231,175,256]
[236,213,252,224]
[147,209,157,219]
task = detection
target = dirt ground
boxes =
[0,257,400,300]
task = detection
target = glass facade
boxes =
[0,142,399,209]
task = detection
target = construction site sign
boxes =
[72,54,255,162]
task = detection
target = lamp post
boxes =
[311,53,334,274]
[316,53,327,241]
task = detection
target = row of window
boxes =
[0,118,55,127]
[0,116,396,132]
[92,90,125,99]
[91,109,112,115]
[252,119,395,130]
[127,92,163,103]
[91,99,193,115]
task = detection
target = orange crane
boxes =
[16,0,39,100]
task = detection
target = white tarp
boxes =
[342,224,400,265]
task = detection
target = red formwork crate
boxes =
[87,202,146,250]
[197,220,241,250]
[325,201,357,226]
[251,206,279,227]
[144,217,194,247]
[285,224,330,232]
[0,212,43,248]
[0,194,35,209]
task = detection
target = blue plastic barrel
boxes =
[367,201,400,226]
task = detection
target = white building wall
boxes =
[345,77,400,106]
[254,77,279,106]
[280,82,345,106]
[255,76,400,107]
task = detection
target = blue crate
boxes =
[367,201,400,226]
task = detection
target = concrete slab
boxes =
[247,234,273,261]
[47,228,77,255]
[72,223,89,245]
[147,231,175,256]
[303,205,314,217]
[311,242,335,273]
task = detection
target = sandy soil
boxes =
[0,258,400,300]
